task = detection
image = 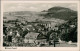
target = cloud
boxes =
[4,5,27,12]
[3,3,77,12]
[68,4,77,11]
[29,7,37,9]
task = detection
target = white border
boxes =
[1,1,80,51]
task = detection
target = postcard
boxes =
[0,0,80,51]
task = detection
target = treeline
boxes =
[59,17,77,42]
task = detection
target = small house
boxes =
[24,32,48,46]
[24,32,39,43]
[36,33,47,45]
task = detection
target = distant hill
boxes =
[3,11,45,22]
[3,6,77,24]
[43,6,77,20]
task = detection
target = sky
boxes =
[3,3,77,12]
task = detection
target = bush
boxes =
[60,33,70,42]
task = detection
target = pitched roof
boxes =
[25,32,39,39]
[37,34,47,40]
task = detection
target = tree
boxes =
[60,33,70,42]
[68,27,77,42]
[46,30,54,41]
[60,25,77,42]
[22,29,28,38]
[72,30,77,42]
[46,30,58,47]
[3,26,7,35]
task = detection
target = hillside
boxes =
[43,6,77,20]
[3,11,45,22]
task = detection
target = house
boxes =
[36,33,48,45]
[22,25,35,32]
[24,32,48,46]
[52,26,58,31]
[24,32,39,44]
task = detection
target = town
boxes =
[3,6,77,47]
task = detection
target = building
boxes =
[24,32,47,46]
[24,32,39,44]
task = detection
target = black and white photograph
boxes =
[2,1,78,47]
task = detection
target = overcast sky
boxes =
[3,3,77,12]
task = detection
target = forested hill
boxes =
[43,6,77,20]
